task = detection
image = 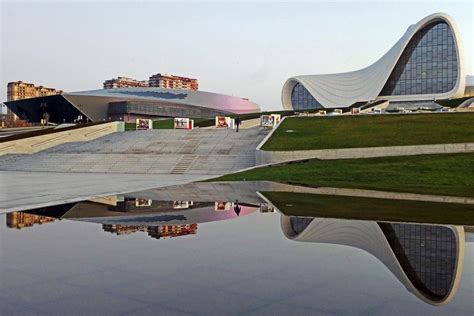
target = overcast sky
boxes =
[1,0,472,111]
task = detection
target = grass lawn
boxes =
[261,112,474,151]
[213,153,474,197]
[262,192,474,225]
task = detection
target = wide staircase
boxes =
[0,128,268,175]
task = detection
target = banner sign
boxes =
[260,115,275,128]
[215,201,233,211]
[271,114,281,125]
[173,201,193,209]
[174,118,194,129]
[215,116,234,129]
[135,199,152,207]
[136,119,152,130]
[259,203,275,213]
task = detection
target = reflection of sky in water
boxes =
[0,213,472,315]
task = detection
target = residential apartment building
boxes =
[103,74,199,91]
[103,76,149,89]
[6,81,63,121]
[6,212,56,229]
[7,81,63,102]
[148,73,198,90]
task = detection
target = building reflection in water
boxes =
[6,197,257,241]
[6,212,56,229]
[281,216,465,306]
[103,223,198,240]
[4,198,470,307]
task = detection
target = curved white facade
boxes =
[282,13,467,110]
[281,216,465,306]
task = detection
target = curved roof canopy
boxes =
[282,13,467,109]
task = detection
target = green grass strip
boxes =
[262,113,474,151]
[262,191,474,225]
[213,153,474,197]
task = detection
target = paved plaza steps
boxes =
[0,128,268,175]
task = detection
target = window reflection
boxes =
[379,223,457,300]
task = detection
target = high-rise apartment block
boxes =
[148,73,198,90]
[7,212,56,229]
[6,81,63,121]
[103,76,149,89]
[103,74,198,91]
[7,81,63,102]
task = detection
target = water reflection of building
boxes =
[102,224,198,240]
[102,224,147,235]
[6,212,56,229]
[147,224,198,240]
[281,216,465,306]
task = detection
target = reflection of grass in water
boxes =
[213,153,474,198]
[262,191,474,226]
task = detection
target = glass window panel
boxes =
[379,21,457,96]
[291,83,324,110]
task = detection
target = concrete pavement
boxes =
[0,128,268,175]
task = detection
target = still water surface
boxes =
[0,190,473,315]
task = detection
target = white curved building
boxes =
[282,13,473,110]
[281,216,466,306]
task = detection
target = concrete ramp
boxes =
[0,122,120,156]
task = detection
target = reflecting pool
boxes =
[0,184,473,315]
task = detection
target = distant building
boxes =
[103,74,198,91]
[6,81,63,121]
[149,73,198,91]
[103,76,149,89]
[6,212,56,229]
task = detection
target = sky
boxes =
[1,0,473,111]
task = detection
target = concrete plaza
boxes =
[0,127,269,212]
